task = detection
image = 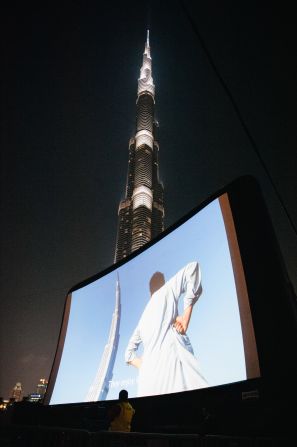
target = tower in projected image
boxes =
[85,274,121,401]
[115,30,164,262]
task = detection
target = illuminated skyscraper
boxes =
[115,30,164,262]
[36,378,48,397]
[10,382,22,402]
[85,274,121,401]
[27,378,48,403]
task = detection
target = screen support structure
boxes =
[44,294,72,405]
[219,194,260,379]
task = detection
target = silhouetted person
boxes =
[108,389,135,432]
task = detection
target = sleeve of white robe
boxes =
[125,326,142,363]
[166,261,202,310]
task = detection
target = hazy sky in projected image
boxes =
[50,198,247,404]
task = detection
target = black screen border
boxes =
[44,175,297,409]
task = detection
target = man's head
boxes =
[149,272,165,296]
[119,389,128,402]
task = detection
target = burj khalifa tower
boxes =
[85,31,164,401]
[115,30,164,262]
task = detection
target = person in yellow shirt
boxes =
[108,389,135,432]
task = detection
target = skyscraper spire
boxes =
[138,31,154,97]
[114,32,164,262]
[144,30,150,57]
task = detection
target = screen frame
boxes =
[44,175,297,410]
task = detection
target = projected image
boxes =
[125,261,208,398]
[49,196,259,405]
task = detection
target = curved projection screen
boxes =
[48,192,260,405]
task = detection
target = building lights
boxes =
[115,31,164,263]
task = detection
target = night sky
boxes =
[1,1,296,399]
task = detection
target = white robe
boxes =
[125,262,208,397]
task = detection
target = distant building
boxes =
[0,398,9,411]
[36,378,48,397]
[25,378,48,403]
[114,30,164,262]
[10,382,22,402]
[27,393,42,403]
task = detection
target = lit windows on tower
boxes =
[115,31,164,262]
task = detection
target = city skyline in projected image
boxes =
[50,196,253,405]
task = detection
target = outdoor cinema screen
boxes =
[48,191,260,405]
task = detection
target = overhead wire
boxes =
[180,0,297,238]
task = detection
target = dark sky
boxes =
[1,1,296,398]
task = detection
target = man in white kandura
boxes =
[125,261,208,397]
